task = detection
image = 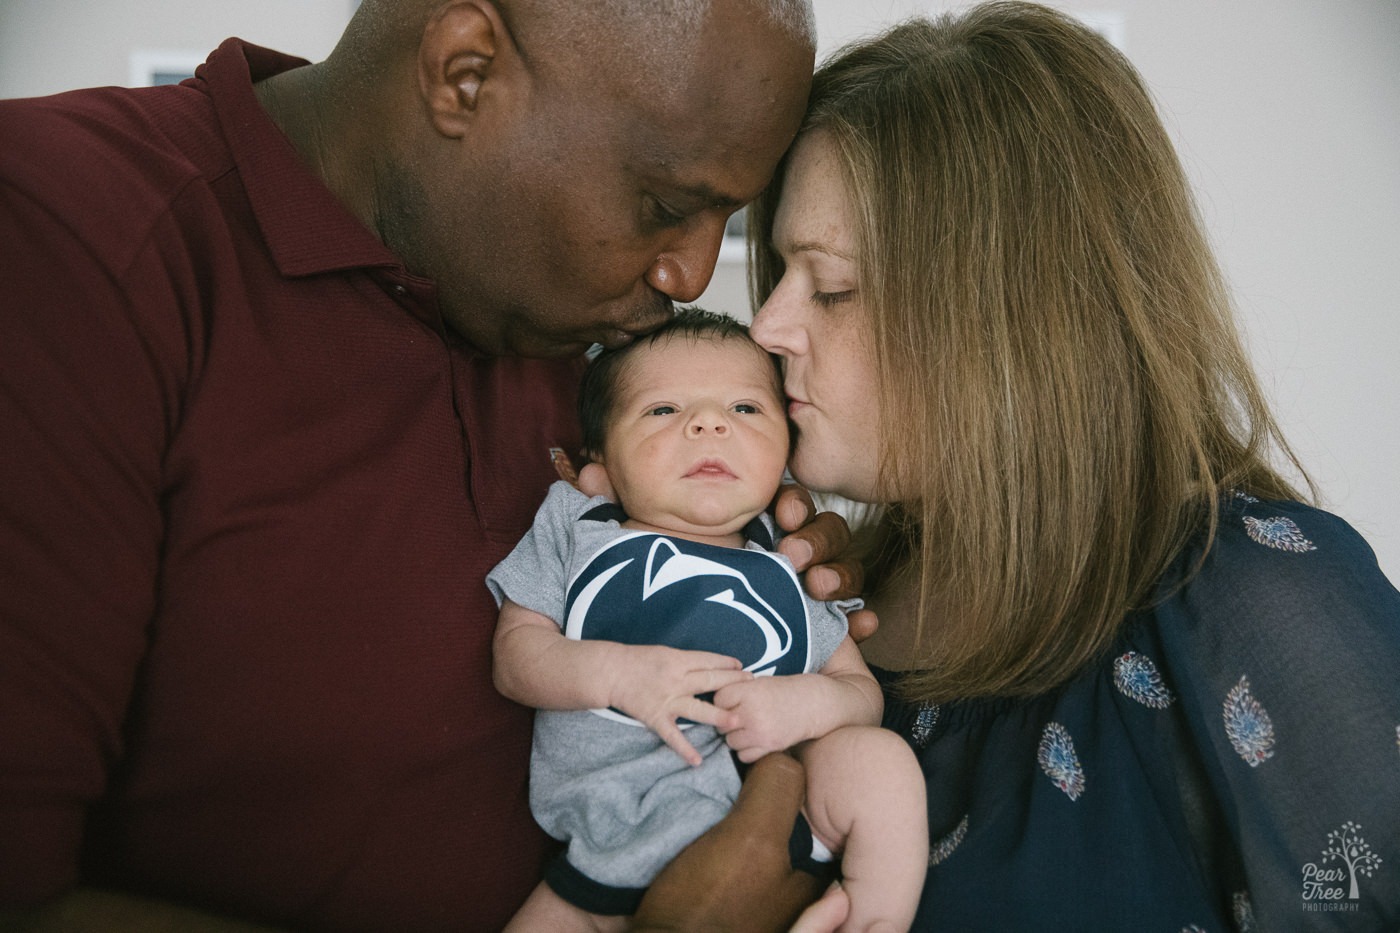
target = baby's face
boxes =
[601,335,789,539]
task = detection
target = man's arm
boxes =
[0,889,285,933]
[1,130,178,905]
[629,753,829,933]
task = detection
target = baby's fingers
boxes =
[654,720,704,767]
[683,666,752,697]
[674,696,739,734]
[679,650,746,671]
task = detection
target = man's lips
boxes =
[685,458,737,479]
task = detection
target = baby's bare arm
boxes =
[493,599,752,765]
[801,726,927,931]
[711,637,881,763]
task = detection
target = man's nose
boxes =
[645,219,727,303]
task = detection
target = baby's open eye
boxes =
[733,403,759,414]
[647,405,677,416]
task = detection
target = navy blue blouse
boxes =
[878,496,1400,930]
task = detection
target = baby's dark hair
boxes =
[578,308,780,460]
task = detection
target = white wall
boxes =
[3,0,1397,583]
[0,0,351,97]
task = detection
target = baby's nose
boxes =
[688,413,729,435]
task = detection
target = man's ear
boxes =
[417,0,516,139]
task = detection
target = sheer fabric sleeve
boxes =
[1157,499,1400,929]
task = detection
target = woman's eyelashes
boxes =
[812,289,855,308]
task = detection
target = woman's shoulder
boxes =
[1165,495,1397,629]
[1143,494,1399,719]
[1201,494,1384,574]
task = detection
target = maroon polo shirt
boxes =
[0,39,581,931]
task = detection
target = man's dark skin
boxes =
[631,754,852,933]
[0,1,877,931]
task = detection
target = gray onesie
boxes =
[486,481,850,899]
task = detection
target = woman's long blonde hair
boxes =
[749,2,1312,703]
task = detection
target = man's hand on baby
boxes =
[772,484,880,642]
[772,485,854,595]
[607,644,751,766]
[631,752,826,933]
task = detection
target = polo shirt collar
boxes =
[201,38,405,279]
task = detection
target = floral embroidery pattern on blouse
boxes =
[1243,515,1316,553]
[1223,675,1276,766]
[928,814,968,866]
[910,703,940,750]
[1038,722,1085,800]
[1113,651,1176,709]
[1232,890,1256,931]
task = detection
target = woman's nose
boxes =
[749,287,803,356]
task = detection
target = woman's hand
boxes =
[790,883,851,933]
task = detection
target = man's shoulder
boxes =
[6,83,224,173]
[1,85,229,255]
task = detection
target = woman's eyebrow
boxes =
[781,239,854,260]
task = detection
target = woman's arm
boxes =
[1162,502,1400,929]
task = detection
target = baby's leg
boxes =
[800,725,927,932]
[504,881,629,933]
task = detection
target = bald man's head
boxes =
[278,0,815,356]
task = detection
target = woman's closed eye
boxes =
[812,289,855,308]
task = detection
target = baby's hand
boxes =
[712,676,814,763]
[607,645,752,766]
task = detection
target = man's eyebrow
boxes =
[670,181,745,211]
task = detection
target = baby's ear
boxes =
[577,462,618,502]
[549,447,581,486]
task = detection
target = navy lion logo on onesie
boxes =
[564,531,812,726]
